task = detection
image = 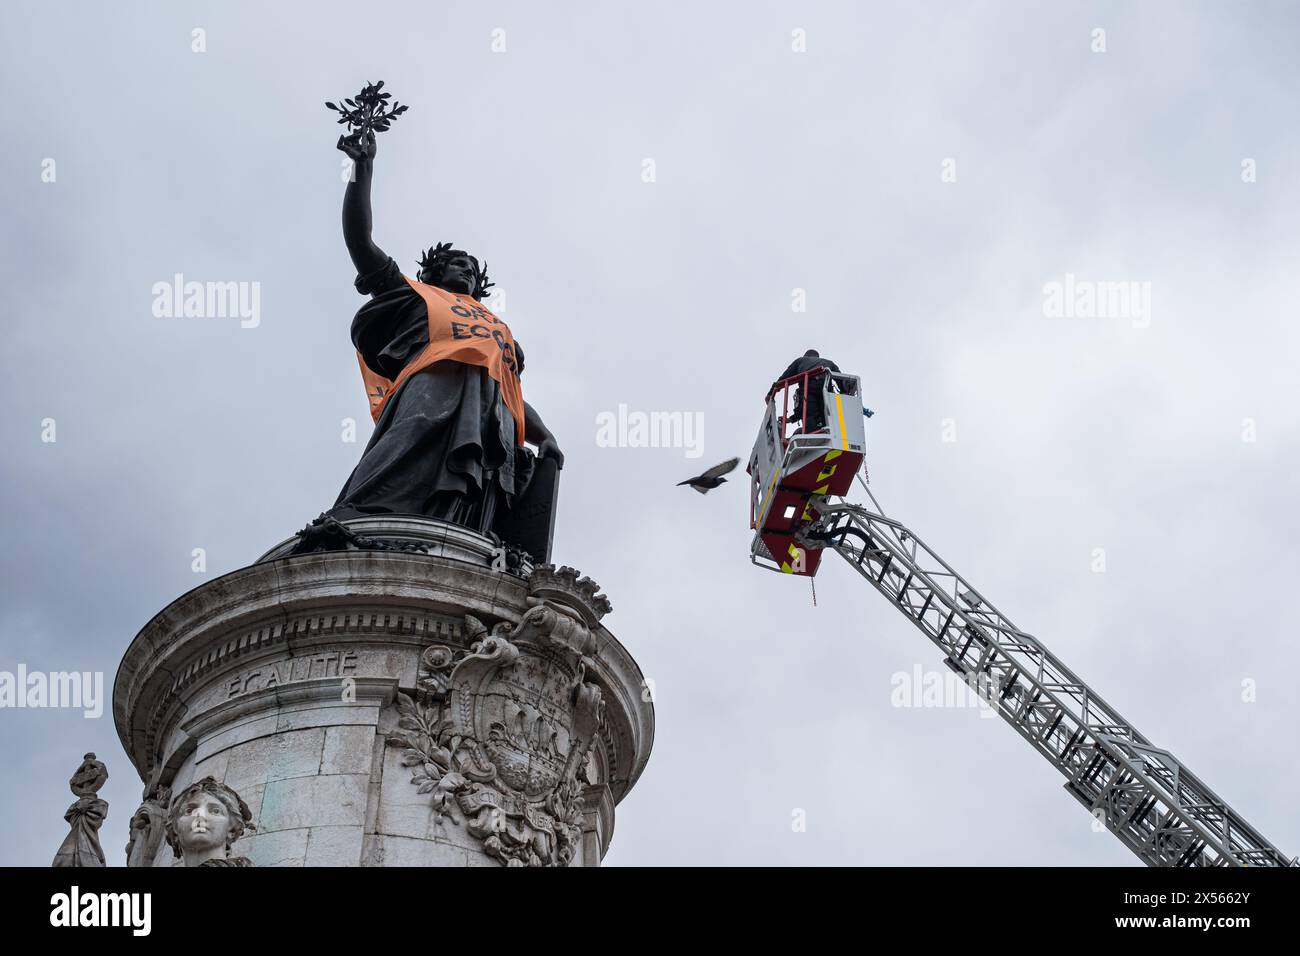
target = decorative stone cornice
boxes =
[527,565,612,626]
[255,515,533,577]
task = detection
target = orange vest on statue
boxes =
[357,276,525,445]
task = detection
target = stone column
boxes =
[113,517,654,867]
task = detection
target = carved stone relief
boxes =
[385,566,610,867]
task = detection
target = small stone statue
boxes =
[125,782,172,868]
[164,777,255,867]
[51,752,109,867]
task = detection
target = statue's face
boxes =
[432,255,478,296]
[175,792,232,854]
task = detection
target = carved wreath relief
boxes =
[386,569,609,867]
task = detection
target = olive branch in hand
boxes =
[325,80,409,146]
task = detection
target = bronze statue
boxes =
[298,82,563,561]
[165,777,255,867]
[51,753,108,867]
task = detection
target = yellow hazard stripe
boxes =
[757,467,780,525]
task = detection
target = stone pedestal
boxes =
[113,518,654,867]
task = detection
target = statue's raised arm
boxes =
[338,130,386,277]
[327,82,409,279]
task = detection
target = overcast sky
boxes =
[3,0,1298,866]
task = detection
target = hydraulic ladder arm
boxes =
[802,495,1296,868]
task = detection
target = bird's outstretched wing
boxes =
[700,456,740,481]
[691,484,709,495]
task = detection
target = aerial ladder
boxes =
[748,366,1296,867]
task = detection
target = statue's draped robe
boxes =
[52,796,108,867]
[330,258,534,535]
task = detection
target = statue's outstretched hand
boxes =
[337,130,377,164]
[537,437,565,470]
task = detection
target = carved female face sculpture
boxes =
[177,792,231,855]
[165,777,253,866]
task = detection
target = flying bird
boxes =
[677,457,740,494]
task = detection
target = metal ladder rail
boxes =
[813,502,1295,868]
